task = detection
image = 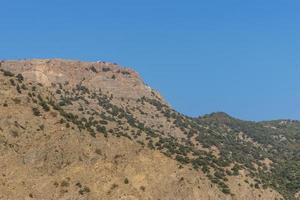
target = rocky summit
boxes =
[0,59,299,200]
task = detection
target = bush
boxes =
[21,84,27,90]
[140,186,146,191]
[10,79,15,86]
[56,89,62,94]
[39,101,50,112]
[99,120,108,125]
[16,85,22,93]
[2,70,14,77]
[96,125,107,133]
[16,74,24,82]
[124,178,129,184]
[61,180,70,187]
[221,188,231,194]
[32,107,41,116]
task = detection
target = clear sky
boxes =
[1,0,300,121]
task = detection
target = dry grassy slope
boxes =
[0,59,283,200]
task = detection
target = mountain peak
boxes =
[0,59,164,102]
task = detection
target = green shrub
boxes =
[2,70,14,77]
[124,178,129,184]
[39,101,50,112]
[16,74,24,82]
[32,107,41,116]
[221,188,231,194]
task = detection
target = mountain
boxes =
[0,59,298,200]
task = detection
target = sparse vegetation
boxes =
[32,107,41,116]
[16,74,24,82]
[0,60,298,200]
[79,186,90,195]
[124,178,129,184]
[2,69,14,77]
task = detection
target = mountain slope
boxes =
[0,59,296,199]
[196,112,300,199]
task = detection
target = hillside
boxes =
[0,59,298,200]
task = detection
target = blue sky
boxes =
[1,0,300,121]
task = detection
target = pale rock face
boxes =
[1,59,164,101]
